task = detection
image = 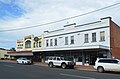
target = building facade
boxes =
[33,17,120,65]
[8,35,44,60]
[0,48,10,60]
[9,17,120,65]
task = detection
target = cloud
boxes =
[0,0,25,20]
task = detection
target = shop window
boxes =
[77,57,82,62]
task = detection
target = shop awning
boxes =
[7,50,33,56]
[32,45,110,52]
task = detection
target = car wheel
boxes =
[61,63,66,69]
[17,61,19,64]
[49,62,53,68]
[22,61,24,64]
[97,67,104,73]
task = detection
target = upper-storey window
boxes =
[33,42,35,48]
[65,37,68,45]
[54,38,57,46]
[100,31,105,41]
[34,42,38,48]
[39,41,42,47]
[50,39,53,46]
[92,33,96,42]
[84,34,89,43]
[71,36,74,44]
[46,40,49,47]
[25,40,31,48]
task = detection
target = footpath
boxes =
[0,60,96,71]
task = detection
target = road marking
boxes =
[4,65,14,68]
[60,73,95,79]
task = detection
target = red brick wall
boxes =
[110,20,120,59]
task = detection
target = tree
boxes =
[10,48,16,51]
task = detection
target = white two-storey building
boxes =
[33,17,119,65]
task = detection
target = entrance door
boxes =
[33,53,41,62]
[89,54,96,65]
[85,54,90,65]
[85,52,97,65]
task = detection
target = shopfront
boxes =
[37,48,110,65]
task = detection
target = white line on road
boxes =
[4,65,14,68]
[60,73,95,79]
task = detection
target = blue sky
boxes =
[0,0,24,20]
[0,0,120,49]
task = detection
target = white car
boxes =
[16,58,32,65]
[46,56,75,69]
[94,58,120,72]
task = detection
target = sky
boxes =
[0,0,120,49]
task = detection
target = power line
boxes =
[0,2,120,32]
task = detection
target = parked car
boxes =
[94,58,120,72]
[46,56,75,69]
[16,58,33,65]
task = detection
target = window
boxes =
[39,41,42,47]
[50,39,53,46]
[25,40,31,48]
[53,57,56,60]
[71,36,74,44]
[98,59,118,64]
[48,57,53,60]
[84,34,89,43]
[110,60,119,64]
[65,37,68,45]
[46,40,49,47]
[54,38,57,46]
[17,47,23,49]
[100,31,105,41]
[34,42,38,48]
[34,42,35,48]
[77,57,82,62]
[92,33,96,42]
[57,58,60,61]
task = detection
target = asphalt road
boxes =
[0,61,120,79]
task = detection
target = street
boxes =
[0,62,120,79]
